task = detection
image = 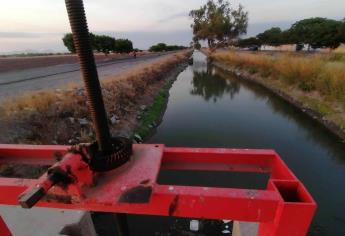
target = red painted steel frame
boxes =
[0,144,316,236]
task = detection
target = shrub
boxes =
[212,51,345,102]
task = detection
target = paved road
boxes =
[0,52,173,101]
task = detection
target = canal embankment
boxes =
[207,50,345,141]
[0,50,192,147]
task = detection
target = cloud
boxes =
[158,12,189,23]
[0,32,41,38]
[0,32,63,39]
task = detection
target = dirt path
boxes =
[0,53,173,102]
[0,52,152,73]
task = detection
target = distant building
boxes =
[260,44,296,51]
[260,44,334,52]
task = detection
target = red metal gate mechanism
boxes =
[0,144,316,235]
[0,0,316,235]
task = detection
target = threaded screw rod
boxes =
[65,0,111,152]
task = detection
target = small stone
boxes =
[110,115,120,125]
[68,117,75,124]
[137,115,142,120]
[59,111,73,118]
[134,134,142,142]
[140,105,147,111]
[78,118,89,126]
[222,230,231,234]
[76,89,84,96]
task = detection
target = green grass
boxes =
[134,79,174,140]
[299,96,335,116]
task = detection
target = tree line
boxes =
[62,33,134,54]
[189,1,345,51]
[148,43,188,52]
[237,18,345,50]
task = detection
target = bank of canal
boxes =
[147,51,345,235]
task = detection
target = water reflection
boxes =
[216,66,345,166]
[190,66,240,102]
[149,51,345,235]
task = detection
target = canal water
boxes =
[145,51,345,235]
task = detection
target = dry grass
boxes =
[212,51,345,107]
[211,50,345,134]
[0,50,191,144]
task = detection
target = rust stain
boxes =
[140,179,150,185]
[53,151,63,161]
[168,195,179,216]
[44,193,72,204]
[118,185,152,203]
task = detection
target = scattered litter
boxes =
[78,118,89,126]
[110,115,120,125]
[190,220,199,232]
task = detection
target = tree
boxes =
[257,27,285,46]
[149,43,167,52]
[194,41,202,50]
[189,0,248,49]
[149,43,187,52]
[288,17,343,49]
[236,37,261,48]
[94,35,116,55]
[338,20,345,44]
[114,39,133,53]
[62,33,76,53]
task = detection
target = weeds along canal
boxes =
[142,51,345,235]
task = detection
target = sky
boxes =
[0,0,344,54]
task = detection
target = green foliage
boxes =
[135,79,174,139]
[288,18,343,49]
[236,37,261,48]
[194,41,202,50]
[149,43,187,52]
[149,43,167,52]
[190,0,248,49]
[299,96,334,116]
[235,17,345,50]
[62,33,134,54]
[62,33,76,53]
[115,39,133,53]
[257,27,286,46]
[94,35,116,55]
